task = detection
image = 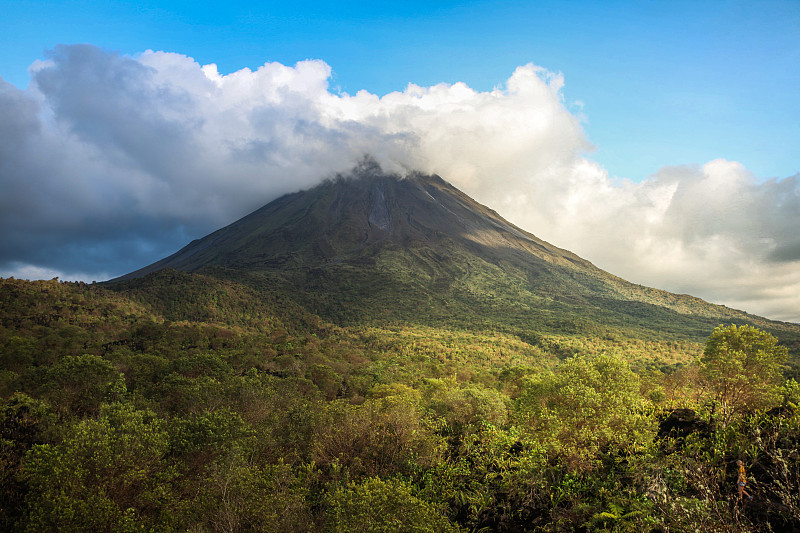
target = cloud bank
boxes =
[1,44,798,322]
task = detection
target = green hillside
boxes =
[2,270,799,532]
[113,163,800,363]
[2,164,800,531]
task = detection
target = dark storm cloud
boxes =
[0,46,356,278]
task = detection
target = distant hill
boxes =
[110,159,800,365]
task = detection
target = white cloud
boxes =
[516,160,800,323]
[1,44,798,322]
[0,262,111,284]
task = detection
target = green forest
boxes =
[1,274,799,532]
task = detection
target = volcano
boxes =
[111,160,799,345]
[117,159,597,280]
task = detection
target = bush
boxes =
[514,353,654,468]
[313,397,444,478]
[700,324,788,424]
[22,402,170,532]
[325,477,461,532]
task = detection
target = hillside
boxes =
[3,163,800,531]
[2,273,799,532]
[111,160,800,366]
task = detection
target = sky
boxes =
[1,0,799,323]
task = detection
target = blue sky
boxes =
[1,0,799,322]
[3,0,798,181]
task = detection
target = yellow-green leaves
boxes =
[22,403,170,532]
[313,397,444,479]
[514,353,654,468]
[326,477,462,533]
[700,324,788,424]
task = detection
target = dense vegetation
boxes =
[114,170,800,373]
[1,274,799,532]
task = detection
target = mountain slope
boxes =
[116,160,589,278]
[110,161,800,353]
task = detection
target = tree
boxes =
[325,477,462,533]
[38,354,124,415]
[195,456,312,533]
[313,396,443,478]
[0,394,55,530]
[421,378,508,433]
[514,353,653,468]
[22,402,170,532]
[700,324,788,424]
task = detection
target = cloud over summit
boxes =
[1,45,798,322]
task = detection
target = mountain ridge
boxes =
[108,162,800,354]
[115,165,592,279]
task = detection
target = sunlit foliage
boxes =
[515,353,654,468]
[1,276,799,531]
[700,324,788,424]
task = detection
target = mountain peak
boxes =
[114,162,583,280]
[111,162,795,342]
